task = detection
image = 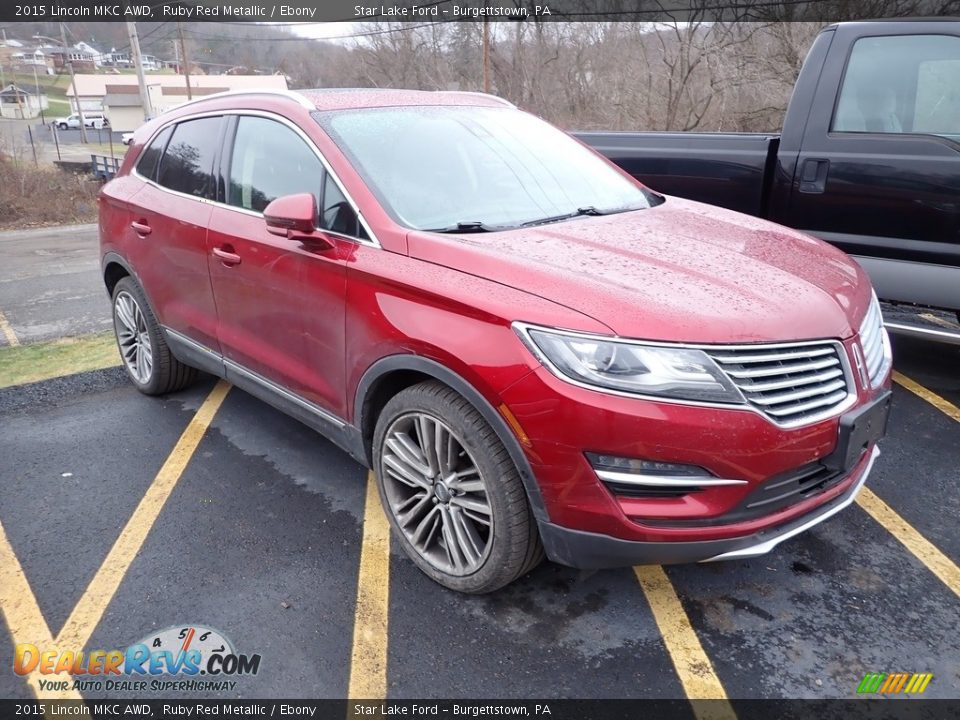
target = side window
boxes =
[320,174,369,241]
[135,125,172,182]
[228,116,323,214]
[156,117,222,198]
[833,35,960,138]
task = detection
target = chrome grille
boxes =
[706,342,853,427]
[859,296,891,388]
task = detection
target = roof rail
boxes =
[441,91,515,108]
[162,88,314,114]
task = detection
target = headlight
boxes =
[515,324,745,404]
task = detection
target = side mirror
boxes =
[263,193,333,249]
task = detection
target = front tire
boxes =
[373,381,543,593]
[111,277,198,395]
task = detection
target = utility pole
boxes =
[32,58,44,123]
[127,20,153,121]
[60,22,87,143]
[177,22,192,100]
[482,19,490,94]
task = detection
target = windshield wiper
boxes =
[427,221,504,234]
[521,204,640,228]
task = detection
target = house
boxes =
[69,74,289,131]
[50,46,96,73]
[10,48,55,73]
[0,83,49,119]
[0,39,21,66]
[74,42,103,66]
[103,50,132,68]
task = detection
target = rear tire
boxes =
[111,276,198,395]
[373,380,543,593]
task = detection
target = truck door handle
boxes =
[799,159,830,194]
[130,220,152,236]
[212,246,242,267]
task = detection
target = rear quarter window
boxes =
[134,126,172,182]
[156,117,223,198]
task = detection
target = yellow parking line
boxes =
[0,381,229,703]
[0,521,81,700]
[57,381,231,650]
[347,472,391,700]
[893,371,960,423]
[855,371,960,597]
[634,566,736,719]
[857,490,960,599]
[0,309,20,347]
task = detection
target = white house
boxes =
[0,83,49,119]
[74,41,104,66]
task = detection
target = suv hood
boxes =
[406,197,872,344]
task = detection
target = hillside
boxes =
[2,21,357,88]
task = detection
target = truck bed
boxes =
[575,131,779,217]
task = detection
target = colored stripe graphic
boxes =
[858,672,933,694]
[912,674,933,694]
[857,673,885,694]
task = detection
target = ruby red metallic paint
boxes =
[99,89,891,569]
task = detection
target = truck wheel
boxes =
[58,122,68,130]
[111,277,198,396]
[373,381,543,593]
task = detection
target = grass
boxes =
[85,142,128,156]
[0,153,102,229]
[46,98,71,117]
[0,332,120,389]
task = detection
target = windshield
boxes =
[316,106,657,231]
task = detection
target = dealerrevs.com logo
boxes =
[14,624,261,693]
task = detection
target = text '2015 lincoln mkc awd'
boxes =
[99,88,893,593]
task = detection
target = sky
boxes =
[285,22,362,42]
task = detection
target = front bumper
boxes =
[539,445,879,569]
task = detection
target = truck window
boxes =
[832,35,960,140]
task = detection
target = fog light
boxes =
[585,452,746,497]
[586,453,712,477]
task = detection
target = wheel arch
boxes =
[102,253,132,297]
[354,355,549,523]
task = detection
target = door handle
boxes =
[130,220,152,236]
[799,159,830,194]
[212,246,242,267]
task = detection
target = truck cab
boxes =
[579,20,960,343]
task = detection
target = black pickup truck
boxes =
[578,20,960,343]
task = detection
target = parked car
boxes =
[577,20,960,344]
[55,112,109,130]
[100,89,892,593]
[121,132,135,146]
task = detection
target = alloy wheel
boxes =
[381,412,493,576]
[114,291,154,384]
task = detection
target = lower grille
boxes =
[643,461,846,528]
[706,341,854,427]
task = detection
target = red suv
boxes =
[99,89,892,593]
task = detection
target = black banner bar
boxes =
[1,0,959,24]
[1,700,958,720]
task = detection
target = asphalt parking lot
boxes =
[0,226,958,704]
